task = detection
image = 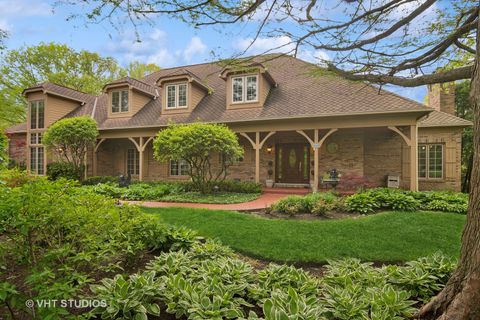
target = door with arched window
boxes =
[275,143,310,183]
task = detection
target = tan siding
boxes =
[131,90,152,115]
[191,83,206,109]
[45,95,81,126]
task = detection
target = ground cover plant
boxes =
[83,179,261,203]
[147,207,464,263]
[90,241,457,320]
[344,188,469,215]
[269,188,468,215]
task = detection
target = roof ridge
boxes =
[43,81,94,97]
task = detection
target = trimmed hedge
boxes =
[271,192,342,216]
[47,162,82,181]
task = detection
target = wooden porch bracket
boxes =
[387,126,411,146]
[239,131,276,183]
[297,128,338,192]
[93,138,106,176]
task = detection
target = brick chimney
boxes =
[427,82,456,115]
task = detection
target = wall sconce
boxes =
[266,145,273,154]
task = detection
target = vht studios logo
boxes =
[26,299,107,309]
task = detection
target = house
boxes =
[5,55,471,192]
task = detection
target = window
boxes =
[30,146,44,175]
[232,75,258,103]
[418,144,443,179]
[30,100,44,129]
[166,83,188,109]
[30,132,42,144]
[170,159,189,176]
[112,90,129,113]
[127,148,139,175]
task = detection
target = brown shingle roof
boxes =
[7,55,471,134]
[104,76,157,97]
[23,82,94,104]
[419,110,472,127]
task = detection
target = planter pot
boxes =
[265,179,274,188]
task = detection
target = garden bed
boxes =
[82,177,262,204]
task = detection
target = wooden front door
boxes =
[275,143,310,183]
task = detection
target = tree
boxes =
[0,43,123,129]
[455,81,474,192]
[43,117,98,180]
[60,1,480,318]
[124,61,161,78]
[153,123,243,193]
[0,131,7,169]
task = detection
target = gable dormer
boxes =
[219,62,276,110]
[156,69,211,114]
[104,77,156,118]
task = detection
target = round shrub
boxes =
[271,195,308,215]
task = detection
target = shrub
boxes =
[43,117,98,181]
[153,123,243,193]
[0,131,7,169]
[0,168,36,187]
[270,195,308,215]
[123,183,171,200]
[82,176,119,185]
[46,162,82,180]
[345,193,380,214]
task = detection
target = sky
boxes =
[0,0,428,102]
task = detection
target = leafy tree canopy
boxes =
[0,43,123,129]
[153,123,243,193]
[124,61,161,78]
[43,117,98,180]
[0,131,7,169]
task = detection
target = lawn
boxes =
[144,207,465,263]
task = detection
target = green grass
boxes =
[158,192,260,204]
[144,207,465,263]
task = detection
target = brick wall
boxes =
[7,133,27,167]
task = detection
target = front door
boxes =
[275,143,310,183]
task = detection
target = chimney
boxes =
[427,83,456,115]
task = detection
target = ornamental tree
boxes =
[153,123,243,193]
[0,131,7,169]
[43,117,98,180]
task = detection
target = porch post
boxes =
[93,138,106,176]
[139,137,144,181]
[255,132,260,183]
[410,125,418,191]
[313,129,319,193]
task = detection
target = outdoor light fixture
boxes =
[266,146,273,154]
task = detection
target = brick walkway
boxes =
[132,187,311,211]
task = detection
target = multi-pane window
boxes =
[166,84,188,109]
[170,159,189,176]
[30,132,42,144]
[232,75,258,103]
[30,147,44,175]
[112,90,129,113]
[30,100,44,129]
[127,148,140,175]
[418,144,443,179]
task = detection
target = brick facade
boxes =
[7,133,27,168]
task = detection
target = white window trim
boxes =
[418,143,444,180]
[111,90,129,113]
[165,83,188,109]
[231,74,259,104]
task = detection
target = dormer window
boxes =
[166,83,188,109]
[112,90,129,113]
[232,75,258,103]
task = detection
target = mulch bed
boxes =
[244,209,362,220]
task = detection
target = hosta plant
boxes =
[90,272,162,320]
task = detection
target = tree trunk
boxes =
[417,12,480,320]
[461,152,473,193]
